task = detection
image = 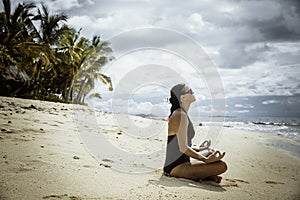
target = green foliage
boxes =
[88,93,102,100]
[0,0,113,103]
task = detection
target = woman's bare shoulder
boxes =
[168,109,188,135]
[170,109,187,122]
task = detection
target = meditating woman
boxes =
[163,83,227,183]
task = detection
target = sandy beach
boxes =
[0,96,299,200]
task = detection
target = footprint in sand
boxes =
[99,158,114,168]
[225,178,250,184]
[265,180,284,185]
[42,194,81,199]
[219,178,251,187]
[203,180,239,187]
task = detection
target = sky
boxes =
[2,0,300,119]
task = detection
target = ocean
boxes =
[196,116,300,158]
[111,110,300,158]
[144,114,300,144]
[220,116,300,143]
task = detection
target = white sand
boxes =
[0,96,299,199]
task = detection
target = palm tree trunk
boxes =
[63,78,68,101]
[75,77,88,104]
[80,94,86,104]
[66,76,75,103]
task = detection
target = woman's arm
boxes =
[175,111,206,162]
[175,112,225,163]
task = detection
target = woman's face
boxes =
[181,85,196,103]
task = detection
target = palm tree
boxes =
[0,0,37,96]
[27,4,68,97]
[0,0,113,101]
[32,4,68,45]
[73,36,113,104]
[56,28,91,102]
[0,0,36,46]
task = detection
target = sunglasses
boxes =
[182,88,194,95]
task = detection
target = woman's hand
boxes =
[199,140,211,151]
[200,148,215,157]
[204,150,225,164]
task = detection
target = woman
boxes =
[163,83,227,183]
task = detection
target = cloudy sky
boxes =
[3,0,300,118]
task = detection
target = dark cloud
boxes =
[217,43,270,68]
[272,51,300,66]
[207,0,300,43]
[244,14,300,42]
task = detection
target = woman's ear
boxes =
[180,95,185,103]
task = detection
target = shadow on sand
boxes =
[148,174,236,192]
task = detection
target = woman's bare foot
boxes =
[203,175,222,183]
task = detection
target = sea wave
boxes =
[199,117,300,143]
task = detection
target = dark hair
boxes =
[169,83,186,118]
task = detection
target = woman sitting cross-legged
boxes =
[163,83,227,183]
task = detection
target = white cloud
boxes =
[128,99,153,114]
[42,0,94,11]
[67,15,113,38]
[234,110,249,113]
[92,97,169,117]
[235,104,254,109]
[262,100,280,105]
[219,51,300,97]
[67,7,154,39]
[48,0,82,11]
[91,48,214,97]
[185,13,210,34]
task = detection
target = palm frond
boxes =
[87,93,102,99]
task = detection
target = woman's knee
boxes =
[218,161,228,173]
